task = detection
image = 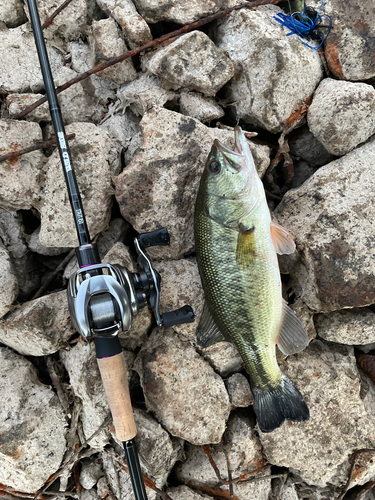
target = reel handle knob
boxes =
[161,305,195,328]
[138,228,170,249]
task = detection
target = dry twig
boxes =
[0,134,75,164]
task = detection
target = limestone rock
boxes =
[0,120,46,211]
[0,246,18,318]
[98,110,141,153]
[0,290,74,355]
[39,122,121,248]
[146,31,235,97]
[114,107,269,260]
[95,0,152,48]
[89,18,137,84]
[154,258,204,342]
[80,459,104,490]
[289,125,335,168]
[0,25,63,93]
[29,226,71,256]
[274,137,375,312]
[216,5,322,133]
[259,341,375,488]
[118,74,178,116]
[0,0,26,27]
[307,0,375,81]
[167,485,211,500]
[133,0,228,24]
[226,372,254,407]
[179,92,225,123]
[5,93,50,122]
[308,79,375,156]
[134,328,231,445]
[202,342,244,376]
[315,308,375,346]
[96,218,129,257]
[0,347,67,493]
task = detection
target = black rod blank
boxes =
[26,0,90,247]
[124,440,148,500]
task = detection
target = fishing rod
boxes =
[26,1,195,498]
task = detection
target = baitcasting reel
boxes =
[67,228,195,339]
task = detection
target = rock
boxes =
[202,342,244,376]
[307,0,375,81]
[259,340,375,488]
[226,372,254,407]
[146,31,235,97]
[0,0,26,27]
[134,328,231,445]
[61,340,135,448]
[5,93,51,122]
[289,126,335,168]
[98,109,141,153]
[290,160,318,190]
[80,459,104,489]
[175,414,269,500]
[89,18,137,84]
[167,485,212,500]
[0,290,75,355]
[132,0,228,24]
[0,25,63,93]
[39,122,121,248]
[0,120,46,211]
[274,137,375,312]
[118,74,178,116]
[154,258,204,342]
[216,5,323,133]
[29,226,71,256]
[97,476,111,499]
[95,0,152,48]
[0,246,18,318]
[179,92,225,123]
[307,79,375,156]
[315,308,375,346]
[114,107,269,260]
[96,218,129,257]
[134,408,183,480]
[0,347,66,492]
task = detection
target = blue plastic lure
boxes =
[274,0,332,50]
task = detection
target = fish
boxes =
[194,126,309,433]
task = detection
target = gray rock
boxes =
[289,126,335,168]
[134,328,231,445]
[89,18,137,84]
[80,459,104,489]
[70,39,94,73]
[154,258,204,343]
[290,160,318,190]
[5,93,50,122]
[167,485,211,500]
[0,25,63,93]
[259,341,375,488]
[307,79,375,156]
[118,74,178,116]
[202,342,244,376]
[96,476,111,499]
[95,0,152,48]
[114,107,269,260]
[96,218,129,257]
[39,122,121,248]
[98,109,141,153]
[29,226,71,256]
[274,137,375,312]
[0,120,46,211]
[216,5,322,133]
[179,92,225,123]
[0,290,75,356]
[0,347,67,492]
[146,31,235,97]
[315,308,375,346]
[0,0,26,27]
[0,246,18,318]
[307,0,375,81]
[133,0,228,24]
[226,372,254,407]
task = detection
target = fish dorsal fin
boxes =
[236,225,256,266]
[197,302,229,348]
[276,300,309,355]
[270,222,295,255]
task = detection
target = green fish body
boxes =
[194,127,309,432]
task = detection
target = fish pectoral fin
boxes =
[270,221,296,255]
[197,302,230,348]
[236,225,256,266]
[276,300,309,355]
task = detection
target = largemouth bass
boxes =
[194,127,309,433]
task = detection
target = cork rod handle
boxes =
[97,352,137,442]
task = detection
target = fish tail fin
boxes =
[251,375,309,433]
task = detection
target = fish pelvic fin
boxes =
[252,376,309,433]
[270,221,295,255]
[197,302,230,348]
[276,301,310,356]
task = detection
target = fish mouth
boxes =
[213,138,245,173]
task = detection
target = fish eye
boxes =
[209,161,221,174]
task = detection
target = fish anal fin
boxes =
[197,302,229,348]
[276,300,309,355]
[236,225,255,266]
[270,221,296,255]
